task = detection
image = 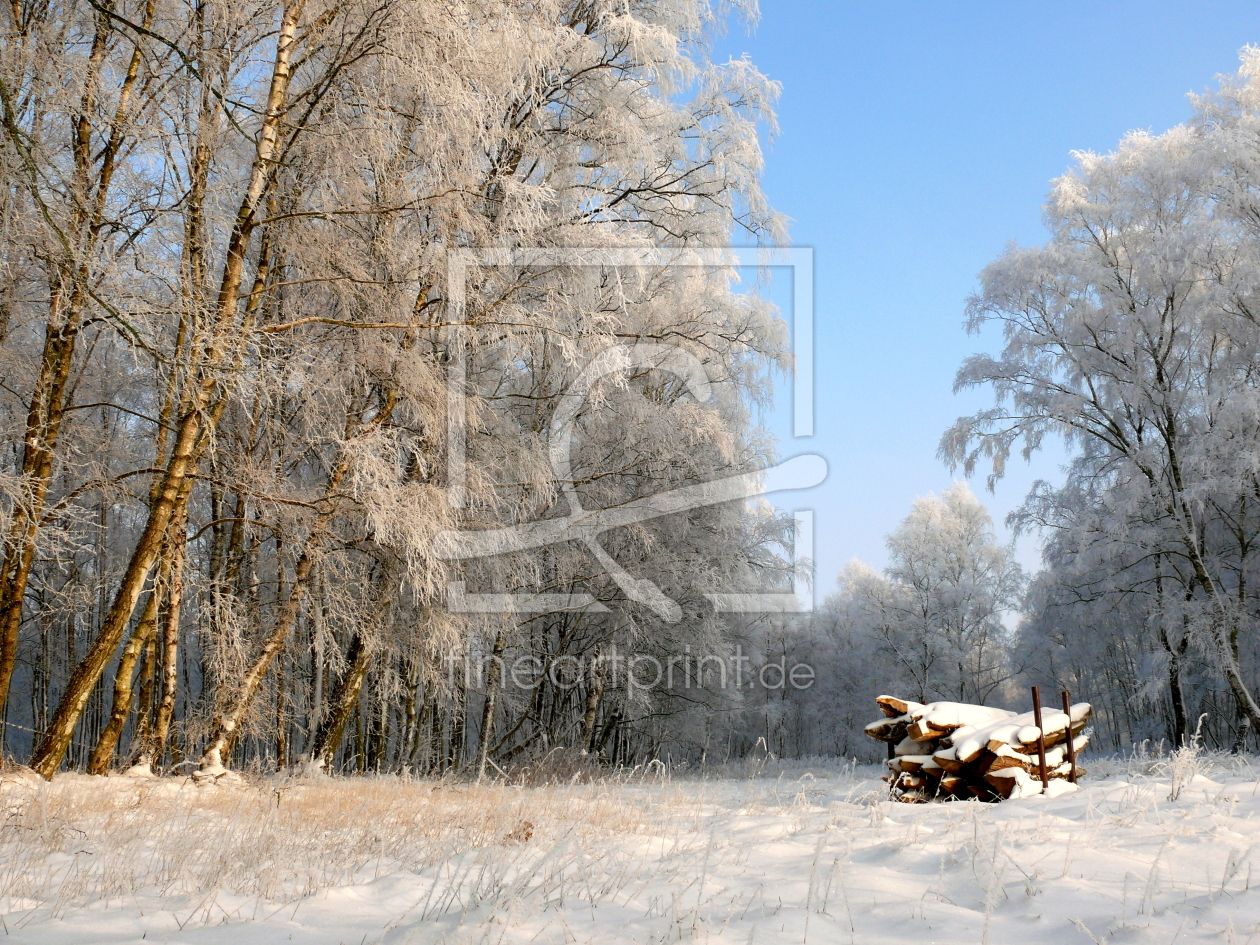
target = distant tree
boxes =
[832,484,1022,705]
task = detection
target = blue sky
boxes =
[714,1,1260,597]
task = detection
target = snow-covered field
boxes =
[4,753,1260,944]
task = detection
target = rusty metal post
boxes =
[1031,686,1049,791]
[1061,690,1078,783]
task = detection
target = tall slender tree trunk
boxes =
[1164,624,1190,746]
[310,632,374,770]
[475,626,510,780]
[410,684,433,771]
[0,294,80,718]
[400,664,419,770]
[594,711,619,756]
[580,652,605,755]
[448,689,465,771]
[143,513,186,773]
[355,707,366,773]
[130,636,157,759]
[371,695,388,772]
[1154,561,1191,747]
[86,587,159,775]
[429,701,444,774]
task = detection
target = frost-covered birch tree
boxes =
[827,484,1022,706]
[944,48,1260,749]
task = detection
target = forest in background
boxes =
[7,0,1260,780]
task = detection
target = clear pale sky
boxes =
[713,1,1260,598]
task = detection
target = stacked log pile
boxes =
[865,694,1091,802]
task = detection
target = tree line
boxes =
[0,0,802,779]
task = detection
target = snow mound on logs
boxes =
[866,695,1091,802]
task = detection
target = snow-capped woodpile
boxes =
[865,695,1091,802]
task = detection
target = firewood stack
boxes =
[865,695,1091,802]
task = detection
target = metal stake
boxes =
[1061,690,1078,783]
[1031,686,1049,792]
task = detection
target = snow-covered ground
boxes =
[3,752,1260,944]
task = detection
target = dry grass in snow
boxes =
[4,752,1260,943]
